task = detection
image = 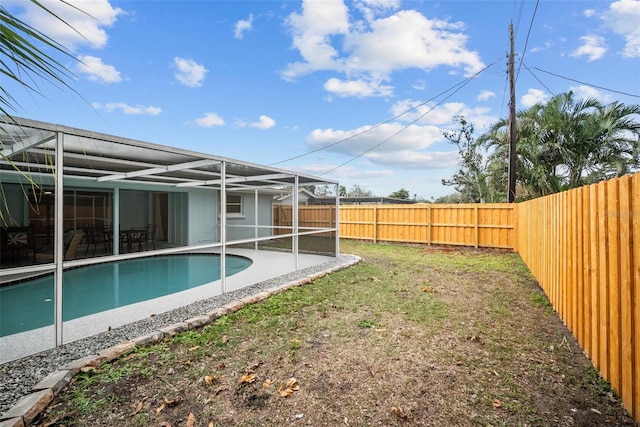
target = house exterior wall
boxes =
[226,193,273,242]
[188,188,217,245]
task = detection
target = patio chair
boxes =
[84,226,108,256]
[36,231,85,261]
[121,227,147,252]
[1,225,36,266]
[145,224,157,250]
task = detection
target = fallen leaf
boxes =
[278,378,300,397]
[240,373,256,383]
[163,396,182,407]
[262,379,274,388]
[155,402,166,414]
[121,353,137,362]
[370,276,380,282]
[285,378,300,391]
[591,408,603,415]
[188,346,200,352]
[493,399,502,408]
[455,360,463,365]
[80,366,96,373]
[391,406,407,418]
[421,286,435,293]
[186,413,196,427]
[208,422,214,427]
[204,375,219,384]
[129,400,144,416]
[221,335,228,344]
[213,385,229,395]
[278,386,294,397]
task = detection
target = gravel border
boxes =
[0,254,361,424]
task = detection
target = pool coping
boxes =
[0,255,361,427]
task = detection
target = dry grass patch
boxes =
[35,241,636,426]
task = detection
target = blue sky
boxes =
[4,0,640,199]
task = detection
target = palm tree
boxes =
[0,0,77,119]
[479,92,640,199]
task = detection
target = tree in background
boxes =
[388,188,410,199]
[346,184,374,198]
[480,92,640,199]
[442,116,501,203]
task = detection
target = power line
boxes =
[522,63,555,97]
[319,60,499,176]
[531,66,640,98]
[515,0,539,83]
[271,59,501,166]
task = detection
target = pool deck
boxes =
[0,248,335,364]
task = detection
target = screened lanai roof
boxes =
[0,116,337,190]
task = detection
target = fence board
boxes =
[517,172,640,420]
[337,204,515,249]
[633,173,640,419]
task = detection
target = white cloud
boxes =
[521,88,549,108]
[237,115,276,130]
[569,85,613,103]
[282,1,484,98]
[531,41,552,53]
[76,55,121,84]
[173,57,208,87]
[283,0,350,79]
[366,150,458,169]
[477,90,496,101]
[354,0,400,22]
[194,113,225,127]
[91,102,161,115]
[302,120,464,169]
[389,99,497,129]
[603,0,640,58]
[570,35,607,61]
[234,14,254,39]
[307,123,444,156]
[9,0,124,50]
[583,9,596,18]
[296,164,394,180]
[324,78,393,97]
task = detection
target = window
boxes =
[226,194,243,216]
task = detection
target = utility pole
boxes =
[507,23,517,203]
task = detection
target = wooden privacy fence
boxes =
[273,205,336,235]
[274,204,516,249]
[340,204,515,249]
[517,173,640,419]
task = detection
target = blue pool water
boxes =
[0,254,251,337]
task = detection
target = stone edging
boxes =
[0,257,361,427]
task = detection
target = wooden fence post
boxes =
[474,205,479,248]
[428,205,432,246]
[373,206,378,243]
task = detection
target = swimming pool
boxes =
[0,254,252,337]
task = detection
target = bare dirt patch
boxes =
[35,241,636,426]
